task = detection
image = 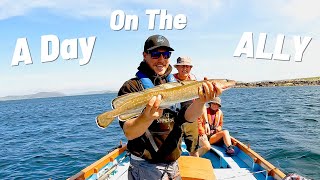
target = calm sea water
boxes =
[0,86,319,179]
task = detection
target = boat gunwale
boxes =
[231,137,286,180]
[68,144,127,180]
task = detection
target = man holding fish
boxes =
[96,34,235,180]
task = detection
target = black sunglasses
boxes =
[149,51,172,59]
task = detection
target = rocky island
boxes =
[235,77,320,88]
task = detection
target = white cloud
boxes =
[0,0,115,20]
[129,0,222,11]
[253,0,320,24]
[0,0,222,20]
[279,0,320,22]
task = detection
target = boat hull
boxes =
[68,137,285,180]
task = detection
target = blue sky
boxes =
[0,0,319,97]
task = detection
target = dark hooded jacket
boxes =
[118,61,192,163]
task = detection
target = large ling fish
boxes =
[96,79,236,128]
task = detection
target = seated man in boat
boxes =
[207,97,235,155]
[117,34,225,180]
[173,56,210,157]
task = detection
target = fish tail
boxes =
[96,111,116,129]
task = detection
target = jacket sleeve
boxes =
[117,78,142,128]
[118,78,142,96]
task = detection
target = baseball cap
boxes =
[144,35,174,52]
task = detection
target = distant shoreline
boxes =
[1,77,320,101]
[235,77,320,88]
[235,84,320,88]
[0,91,117,102]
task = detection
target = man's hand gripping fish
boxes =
[96,79,236,128]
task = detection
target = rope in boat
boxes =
[217,169,267,180]
[100,152,130,179]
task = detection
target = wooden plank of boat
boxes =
[177,156,216,180]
